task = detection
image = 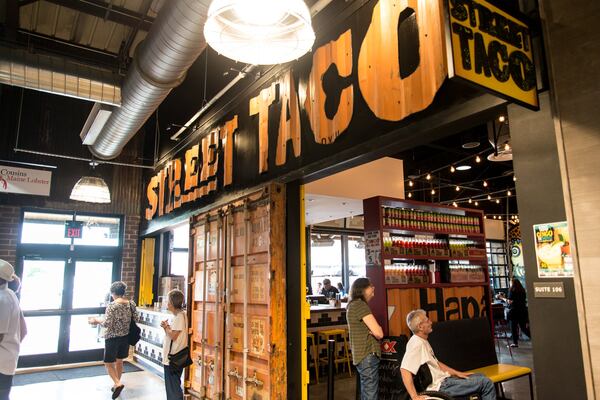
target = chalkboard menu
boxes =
[379,336,410,400]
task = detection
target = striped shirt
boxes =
[347,299,381,365]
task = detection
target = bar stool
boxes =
[306,332,319,383]
[317,328,352,377]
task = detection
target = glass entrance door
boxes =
[18,258,116,367]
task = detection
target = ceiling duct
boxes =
[88,0,210,160]
[0,45,121,106]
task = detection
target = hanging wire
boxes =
[202,49,209,108]
[14,88,25,151]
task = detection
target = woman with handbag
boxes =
[89,281,138,399]
[160,289,189,400]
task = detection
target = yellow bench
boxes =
[467,363,533,399]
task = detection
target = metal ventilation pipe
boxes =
[0,45,121,106]
[89,0,210,160]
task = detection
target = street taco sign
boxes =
[446,0,538,109]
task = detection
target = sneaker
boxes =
[509,343,518,348]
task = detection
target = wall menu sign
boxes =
[533,221,573,278]
[446,0,539,109]
[0,165,52,197]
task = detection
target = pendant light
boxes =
[204,0,315,65]
[70,161,111,204]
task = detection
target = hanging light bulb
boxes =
[204,0,316,65]
[455,186,460,192]
[507,190,512,196]
[513,176,517,182]
[452,202,458,207]
[431,189,436,195]
[408,192,412,198]
[496,199,500,204]
[475,155,481,163]
[474,201,479,206]
[483,180,488,187]
[450,165,456,173]
[468,198,472,204]
[498,115,506,123]
[493,215,497,219]
[408,180,414,187]
[426,173,431,180]
[487,194,492,200]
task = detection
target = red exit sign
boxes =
[65,221,84,239]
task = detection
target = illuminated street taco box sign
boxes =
[446,0,538,109]
[145,0,536,221]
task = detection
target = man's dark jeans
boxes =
[163,365,183,400]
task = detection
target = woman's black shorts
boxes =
[104,335,129,363]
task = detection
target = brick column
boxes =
[121,215,141,297]
[0,205,20,267]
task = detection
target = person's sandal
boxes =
[112,384,124,399]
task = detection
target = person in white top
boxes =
[400,309,496,400]
[0,260,27,400]
[160,289,188,400]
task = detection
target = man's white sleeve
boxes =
[400,340,424,374]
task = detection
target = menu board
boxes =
[533,221,573,278]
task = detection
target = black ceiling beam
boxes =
[38,0,155,31]
[18,0,39,6]
[17,29,120,69]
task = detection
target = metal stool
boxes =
[307,332,319,383]
[317,328,352,377]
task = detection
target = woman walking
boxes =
[89,281,138,399]
[160,289,188,400]
[346,277,384,400]
[506,278,531,347]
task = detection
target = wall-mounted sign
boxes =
[533,221,573,278]
[0,165,52,197]
[64,221,84,239]
[145,0,449,221]
[533,281,565,298]
[446,0,539,109]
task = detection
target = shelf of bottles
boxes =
[382,206,482,235]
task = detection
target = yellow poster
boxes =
[533,221,573,278]
[447,0,539,109]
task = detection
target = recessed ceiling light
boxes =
[456,165,471,171]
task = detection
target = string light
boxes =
[493,215,497,219]
[513,176,517,182]
[468,198,472,204]
[496,199,500,204]
[504,143,511,151]
[450,166,456,173]
[408,180,414,187]
[455,186,460,192]
[499,115,506,123]
[487,194,492,200]
[474,201,479,206]
[452,202,458,207]
[408,192,412,198]
[426,173,431,180]
[483,180,488,187]
[507,190,512,196]
[475,155,481,163]
[484,215,487,219]
[431,189,436,195]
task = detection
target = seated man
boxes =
[321,278,339,299]
[400,309,496,400]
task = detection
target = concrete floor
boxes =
[9,340,534,400]
[10,368,167,400]
[309,339,535,400]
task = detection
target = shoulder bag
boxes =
[128,301,141,346]
[168,311,193,371]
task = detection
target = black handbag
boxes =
[168,312,192,370]
[128,302,141,346]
